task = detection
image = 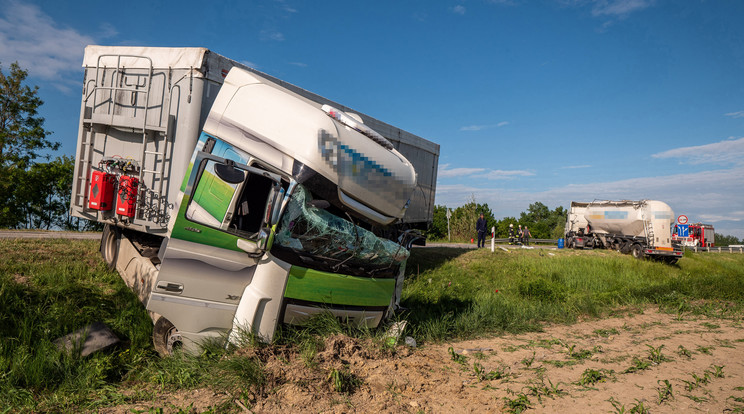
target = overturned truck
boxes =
[69,46,439,355]
[564,200,683,264]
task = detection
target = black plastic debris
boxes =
[54,321,121,357]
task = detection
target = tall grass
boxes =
[0,239,272,412]
[0,239,155,411]
[403,248,744,341]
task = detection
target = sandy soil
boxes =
[104,307,744,413]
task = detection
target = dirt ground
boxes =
[106,307,744,413]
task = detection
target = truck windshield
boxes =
[274,184,408,277]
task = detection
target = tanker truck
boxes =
[69,46,439,355]
[564,200,683,264]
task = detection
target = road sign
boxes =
[677,215,688,225]
[677,224,689,237]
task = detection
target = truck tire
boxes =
[662,256,679,265]
[152,317,183,357]
[100,224,120,270]
[631,243,644,259]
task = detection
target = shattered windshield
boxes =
[275,185,409,272]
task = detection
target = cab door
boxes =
[147,149,282,349]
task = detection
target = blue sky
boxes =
[1,0,743,238]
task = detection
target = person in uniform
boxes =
[476,213,487,248]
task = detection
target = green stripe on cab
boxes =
[284,266,395,307]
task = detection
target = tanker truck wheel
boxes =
[662,256,679,265]
[630,243,645,259]
[153,317,183,357]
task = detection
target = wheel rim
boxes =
[632,244,642,258]
[165,326,183,353]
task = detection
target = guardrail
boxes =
[685,246,744,254]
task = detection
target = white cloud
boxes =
[725,110,744,119]
[652,137,744,166]
[435,166,744,238]
[698,211,744,223]
[438,165,486,178]
[590,0,654,17]
[460,125,487,131]
[476,169,535,180]
[413,11,428,22]
[97,22,118,39]
[289,62,307,67]
[561,164,592,169]
[452,5,466,14]
[460,122,509,131]
[438,164,533,180]
[0,1,94,85]
[261,30,285,41]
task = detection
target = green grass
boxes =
[2,240,744,411]
[0,239,154,411]
[402,248,744,341]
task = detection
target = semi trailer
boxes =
[69,46,439,355]
[564,200,683,264]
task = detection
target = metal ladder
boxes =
[79,54,171,225]
[642,206,655,248]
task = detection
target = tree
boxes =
[0,61,57,168]
[444,195,497,242]
[13,156,76,230]
[714,233,741,247]
[0,61,59,228]
[516,202,567,239]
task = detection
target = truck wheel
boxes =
[100,224,120,270]
[662,257,679,265]
[631,244,644,259]
[153,317,183,357]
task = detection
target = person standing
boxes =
[476,213,487,248]
[517,224,523,245]
[523,226,532,246]
[508,223,515,245]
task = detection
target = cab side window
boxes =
[229,172,274,235]
[186,158,276,239]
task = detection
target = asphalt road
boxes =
[419,241,558,250]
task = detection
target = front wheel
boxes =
[630,243,645,259]
[153,317,183,357]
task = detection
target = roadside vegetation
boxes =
[2,239,744,412]
[403,247,744,342]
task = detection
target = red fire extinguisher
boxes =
[117,175,139,217]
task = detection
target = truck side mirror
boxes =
[256,227,274,251]
[214,160,245,184]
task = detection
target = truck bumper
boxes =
[644,248,683,257]
[280,265,395,328]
